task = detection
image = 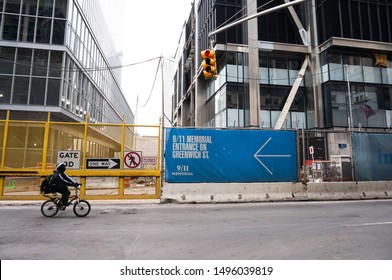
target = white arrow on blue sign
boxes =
[253,137,292,175]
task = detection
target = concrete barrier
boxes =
[305,182,360,200]
[358,181,391,199]
[162,181,392,203]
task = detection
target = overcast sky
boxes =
[98,0,194,127]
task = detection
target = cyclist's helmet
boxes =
[56,162,66,172]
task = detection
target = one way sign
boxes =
[86,158,120,169]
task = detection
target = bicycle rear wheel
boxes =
[41,200,59,217]
[73,200,91,217]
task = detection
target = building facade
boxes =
[0,0,133,124]
[172,0,392,164]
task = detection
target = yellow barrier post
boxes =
[0,110,10,169]
[0,110,10,197]
[41,112,51,172]
[80,114,89,197]
[119,115,126,198]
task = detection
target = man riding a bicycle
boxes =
[51,163,80,210]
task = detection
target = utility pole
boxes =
[160,56,165,190]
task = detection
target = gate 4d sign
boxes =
[57,150,81,169]
[86,158,120,169]
[123,151,143,169]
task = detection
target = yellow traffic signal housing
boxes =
[201,49,217,79]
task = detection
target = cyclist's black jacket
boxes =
[51,170,76,187]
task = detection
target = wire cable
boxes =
[140,56,162,108]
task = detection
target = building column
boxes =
[309,0,324,128]
[247,0,260,127]
[195,5,207,127]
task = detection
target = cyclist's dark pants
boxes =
[53,185,70,205]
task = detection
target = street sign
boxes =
[86,158,120,169]
[123,151,142,169]
[143,156,157,165]
[165,128,297,183]
[309,146,314,155]
[57,150,81,169]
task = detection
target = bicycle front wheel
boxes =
[73,200,91,217]
[41,200,59,217]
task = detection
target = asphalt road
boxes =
[1,199,392,260]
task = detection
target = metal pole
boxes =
[345,64,356,182]
[345,64,353,131]
[160,56,165,193]
[301,117,306,183]
[208,0,308,37]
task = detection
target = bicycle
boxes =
[41,184,91,217]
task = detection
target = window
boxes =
[22,0,38,15]
[47,78,61,106]
[227,84,245,127]
[369,3,380,42]
[54,0,67,18]
[19,16,36,42]
[13,76,30,104]
[49,51,63,77]
[269,57,288,85]
[0,47,16,74]
[328,51,343,81]
[325,84,348,127]
[349,2,360,39]
[52,19,65,44]
[36,17,52,43]
[5,0,20,14]
[318,0,392,44]
[257,0,303,44]
[362,55,382,84]
[324,84,387,128]
[343,54,363,82]
[38,0,53,17]
[3,14,19,41]
[15,48,32,75]
[33,49,48,76]
[289,58,302,86]
[0,76,12,104]
[30,77,46,105]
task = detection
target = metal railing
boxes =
[0,111,161,200]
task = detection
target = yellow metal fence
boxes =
[0,111,161,200]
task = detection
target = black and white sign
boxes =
[86,158,120,169]
[57,150,81,169]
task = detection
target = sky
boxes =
[98,0,194,128]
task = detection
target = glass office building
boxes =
[0,0,134,124]
[173,0,392,130]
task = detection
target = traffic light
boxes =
[201,49,217,79]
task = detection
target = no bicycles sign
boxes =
[123,151,143,169]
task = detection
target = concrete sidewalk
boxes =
[0,199,160,206]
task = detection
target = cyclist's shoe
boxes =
[59,206,66,211]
